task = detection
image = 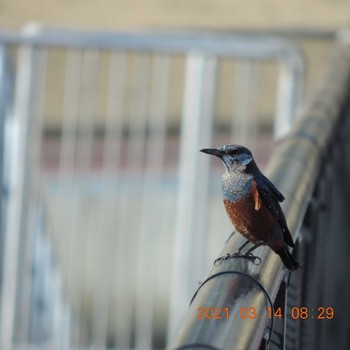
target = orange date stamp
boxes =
[197,306,334,320]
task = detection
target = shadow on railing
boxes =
[168,32,350,350]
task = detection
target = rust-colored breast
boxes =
[223,193,277,244]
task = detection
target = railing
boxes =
[168,35,350,350]
[0,26,305,350]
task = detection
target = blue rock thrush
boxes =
[201,144,299,271]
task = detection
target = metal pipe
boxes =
[169,53,217,337]
[0,42,38,349]
[0,27,303,61]
[167,42,350,350]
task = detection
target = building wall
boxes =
[1,0,349,31]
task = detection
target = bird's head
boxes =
[200,144,254,172]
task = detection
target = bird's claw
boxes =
[233,252,262,265]
[214,253,232,265]
[214,252,261,266]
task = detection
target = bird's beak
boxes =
[200,148,223,157]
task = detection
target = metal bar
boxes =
[117,53,151,348]
[167,42,350,350]
[58,49,82,347]
[169,53,217,337]
[102,52,126,174]
[231,60,262,149]
[101,52,129,349]
[231,61,252,146]
[0,28,304,62]
[0,46,11,296]
[75,49,100,172]
[90,52,126,349]
[17,47,48,344]
[274,54,304,139]
[0,42,38,348]
[135,54,170,349]
[74,49,100,346]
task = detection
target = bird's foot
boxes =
[214,253,233,265]
[214,252,261,266]
[233,252,262,264]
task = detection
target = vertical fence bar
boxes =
[58,49,82,347]
[0,46,10,290]
[115,54,151,349]
[231,61,252,146]
[169,52,217,337]
[74,49,100,346]
[76,49,100,172]
[102,52,130,349]
[102,52,126,174]
[18,48,48,344]
[135,54,170,349]
[90,52,127,350]
[231,61,260,150]
[58,50,82,177]
[0,43,38,349]
[274,56,304,139]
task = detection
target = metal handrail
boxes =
[167,40,350,350]
[0,25,302,59]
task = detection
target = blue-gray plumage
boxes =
[200,144,299,271]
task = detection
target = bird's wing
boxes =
[254,178,295,248]
[251,180,261,210]
[259,174,285,202]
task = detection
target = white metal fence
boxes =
[0,25,304,349]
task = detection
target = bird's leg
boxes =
[238,242,264,264]
[237,240,250,254]
[229,241,264,264]
[245,242,264,254]
[228,240,251,258]
[213,241,264,266]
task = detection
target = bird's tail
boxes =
[276,245,299,271]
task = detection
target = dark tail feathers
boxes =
[277,246,299,271]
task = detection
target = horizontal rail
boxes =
[167,40,350,349]
[0,25,303,62]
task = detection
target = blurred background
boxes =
[0,1,349,350]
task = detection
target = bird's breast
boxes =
[221,171,252,202]
[223,193,277,243]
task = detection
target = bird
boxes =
[200,144,299,271]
